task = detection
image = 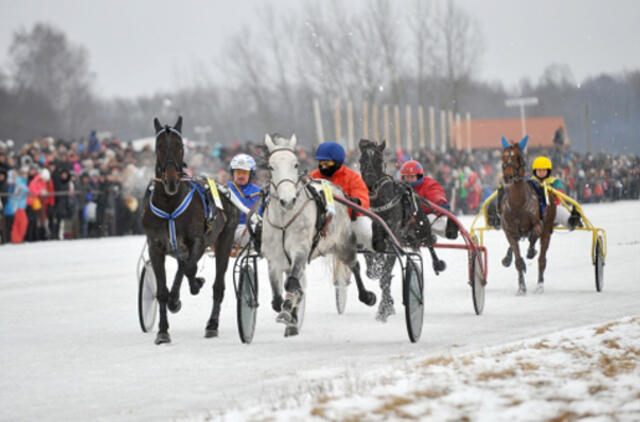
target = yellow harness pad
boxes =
[206,177,224,210]
[321,180,336,215]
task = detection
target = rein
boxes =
[368,176,403,213]
[502,147,526,186]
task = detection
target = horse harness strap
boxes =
[305,182,333,263]
[150,180,217,256]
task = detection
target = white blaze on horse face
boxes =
[269,148,299,208]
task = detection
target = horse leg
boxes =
[536,220,554,294]
[167,264,184,313]
[185,237,206,295]
[277,255,306,327]
[285,273,307,337]
[205,232,233,338]
[507,237,527,295]
[268,262,284,313]
[375,256,396,322]
[149,245,171,344]
[427,245,446,274]
[501,247,513,267]
[527,225,541,260]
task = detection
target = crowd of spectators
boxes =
[1,132,638,245]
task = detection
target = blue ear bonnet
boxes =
[501,135,529,150]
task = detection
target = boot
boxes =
[445,217,459,239]
[568,206,583,231]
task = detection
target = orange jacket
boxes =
[310,165,370,217]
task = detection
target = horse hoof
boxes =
[534,283,544,294]
[527,249,537,259]
[502,256,512,267]
[189,277,205,295]
[375,304,395,323]
[284,326,299,337]
[360,291,377,307]
[167,299,182,313]
[516,287,527,296]
[155,332,171,345]
[276,311,297,327]
[433,260,446,273]
[204,329,218,338]
[271,295,283,312]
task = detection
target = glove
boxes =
[40,189,47,195]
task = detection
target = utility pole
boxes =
[585,104,591,153]
[505,97,538,137]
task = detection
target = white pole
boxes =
[347,100,354,151]
[313,98,324,145]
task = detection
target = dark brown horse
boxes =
[142,116,239,344]
[498,136,555,295]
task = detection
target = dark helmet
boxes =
[314,142,345,164]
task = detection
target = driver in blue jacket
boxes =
[226,153,262,248]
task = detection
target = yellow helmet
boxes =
[532,156,552,171]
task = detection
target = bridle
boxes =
[154,126,185,183]
[267,147,309,203]
[502,146,526,185]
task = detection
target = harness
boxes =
[155,126,185,178]
[502,147,526,186]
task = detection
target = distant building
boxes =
[453,117,570,150]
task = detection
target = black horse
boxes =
[142,116,239,344]
[359,139,446,322]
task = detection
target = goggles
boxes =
[234,169,251,176]
[318,160,336,167]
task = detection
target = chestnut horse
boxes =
[498,136,555,295]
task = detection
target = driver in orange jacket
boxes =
[310,141,372,248]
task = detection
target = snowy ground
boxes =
[1,201,639,421]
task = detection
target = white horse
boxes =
[261,133,377,336]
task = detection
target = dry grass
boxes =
[532,340,551,349]
[594,321,619,335]
[418,355,454,368]
[598,352,637,377]
[602,338,621,349]
[372,396,418,420]
[476,368,516,381]
[413,387,450,399]
[546,410,581,422]
[588,384,607,395]
[517,361,539,371]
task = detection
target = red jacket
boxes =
[412,176,448,214]
[310,165,370,217]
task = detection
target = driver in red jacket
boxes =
[400,160,458,240]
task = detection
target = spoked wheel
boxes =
[403,257,424,343]
[470,249,486,315]
[237,264,259,344]
[335,282,348,314]
[138,261,158,333]
[594,236,605,292]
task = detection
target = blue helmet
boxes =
[314,142,345,164]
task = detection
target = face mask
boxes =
[319,163,340,177]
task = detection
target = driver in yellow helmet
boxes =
[530,155,582,230]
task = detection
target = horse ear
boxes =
[264,133,276,151]
[501,136,510,149]
[378,140,386,151]
[154,118,163,134]
[289,134,297,148]
[518,135,529,150]
[174,115,183,133]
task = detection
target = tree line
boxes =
[0,0,638,154]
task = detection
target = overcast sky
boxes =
[1,0,639,98]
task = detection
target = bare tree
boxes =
[407,0,439,103]
[8,22,95,137]
[435,0,483,112]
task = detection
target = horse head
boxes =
[358,139,386,190]
[153,116,185,196]
[501,135,529,184]
[264,133,300,210]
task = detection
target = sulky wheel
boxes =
[470,249,486,315]
[594,236,605,292]
[403,257,425,343]
[237,264,259,344]
[138,261,158,333]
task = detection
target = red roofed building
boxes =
[452,117,570,150]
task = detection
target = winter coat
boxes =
[531,175,566,205]
[412,176,449,214]
[226,181,262,225]
[27,175,55,212]
[310,165,370,218]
